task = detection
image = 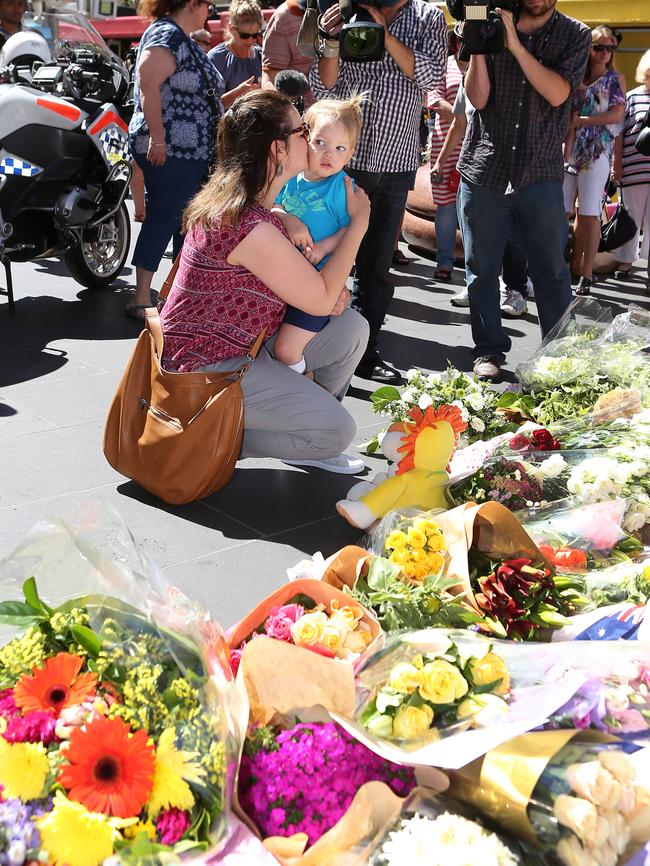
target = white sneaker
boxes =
[473,356,501,380]
[283,453,365,475]
[450,287,470,307]
[500,288,528,317]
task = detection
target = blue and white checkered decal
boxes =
[0,155,42,177]
[99,129,129,164]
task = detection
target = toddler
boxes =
[273,95,364,374]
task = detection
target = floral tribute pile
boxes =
[0,577,233,866]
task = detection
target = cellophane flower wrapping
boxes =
[335,628,586,768]
[449,730,650,866]
[0,504,246,866]
[364,787,551,866]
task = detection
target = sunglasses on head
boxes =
[592,44,615,53]
[198,1,215,13]
[235,26,262,39]
[285,121,310,142]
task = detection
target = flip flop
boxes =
[124,303,150,322]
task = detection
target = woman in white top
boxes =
[612,49,650,288]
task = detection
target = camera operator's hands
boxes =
[319,4,343,38]
[496,8,521,56]
[358,3,389,31]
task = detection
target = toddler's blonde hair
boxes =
[304,93,367,151]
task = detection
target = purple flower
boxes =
[0,797,52,866]
[155,808,191,845]
[3,711,57,745]
[0,690,17,719]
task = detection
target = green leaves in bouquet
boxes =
[0,577,54,626]
[115,827,208,866]
[496,391,537,420]
[349,556,484,632]
[370,385,402,412]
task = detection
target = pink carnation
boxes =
[156,808,191,845]
[3,711,57,744]
[615,709,648,734]
[0,689,17,718]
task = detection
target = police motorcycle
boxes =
[0,12,132,311]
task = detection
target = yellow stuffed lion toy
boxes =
[336,404,466,529]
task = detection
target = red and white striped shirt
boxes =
[428,56,463,207]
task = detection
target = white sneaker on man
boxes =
[472,356,501,380]
[500,288,528,317]
[450,287,470,307]
[283,454,365,474]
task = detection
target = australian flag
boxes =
[574,604,646,641]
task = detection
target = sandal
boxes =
[435,267,452,281]
[614,268,631,280]
[124,303,151,322]
[575,277,592,296]
[392,249,410,266]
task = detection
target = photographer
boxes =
[456,0,591,380]
[312,0,447,384]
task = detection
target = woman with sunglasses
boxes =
[207,0,263,97]
[126,0,225,321]
[159,91,371,475]
[562,25,626,296]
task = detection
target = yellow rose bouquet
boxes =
[450,731,650,866]
[375,512,449,584]
[357,632,510,746]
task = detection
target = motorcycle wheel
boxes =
[64,202,131,289]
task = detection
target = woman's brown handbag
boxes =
[103,264,264,504]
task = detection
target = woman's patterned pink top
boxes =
[160,203,287,372]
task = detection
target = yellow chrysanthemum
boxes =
[124,819,157,841]
[148,727,206,816]
[37,792,121,866]
[385,530,408,550]
[0,738,48,800]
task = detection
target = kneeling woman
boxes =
[159,91,370,473]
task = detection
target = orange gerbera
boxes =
[14,652,98,717]
[59,716,155,818]
[397,404,467,474]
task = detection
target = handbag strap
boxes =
[169,19,222,122]
[158,249,182,306]
[145,307,266,378]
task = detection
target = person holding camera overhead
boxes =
[453,0,591,381]
[313,0,447,385]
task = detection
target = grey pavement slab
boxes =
[1,207,648,628]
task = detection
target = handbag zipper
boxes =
[139,397,183,431]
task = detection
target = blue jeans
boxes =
[131,153,209,272]
[347,168,415,353]
[434,202,458,270]
[503,232,528,294]
[458,179,571,362]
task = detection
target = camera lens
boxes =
[342,25,382,59]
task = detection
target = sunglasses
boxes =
[199,1,215,13]
[235,26,263,39]
[285,121,310,142]
[592,44,615,53]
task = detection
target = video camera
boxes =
[446,0,518,55]
[314,0,403,63]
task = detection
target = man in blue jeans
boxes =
[312,0,447,383]
[457,0,591,379]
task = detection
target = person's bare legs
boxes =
[130,161,146,222]
[125,266,155,319]
[570,212,585,277]
[577,213,600,280]
[274,322,318,372]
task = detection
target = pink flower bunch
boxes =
[155,808,191,845]
[264,603,305,642]
[0,688,17,717]
[239,722,416,846]
[3,710,57,744]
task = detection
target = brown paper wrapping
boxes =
[448,730,620,845]
[434,502,553,614]
[320,546,372,592]
[230,579,381,724]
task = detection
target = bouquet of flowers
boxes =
[450,731,650,866]
[358,635,510,744]
[0,509,243,866]
[237,721,416,847]
[366,789,548,866]
[517,499,646,575]
[546,659,650,740]
[365,365,513,453]
[545,405,650,452]
[579,559,650,608]
[448,456,546,512]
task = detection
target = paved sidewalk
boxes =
[1,214,648,626]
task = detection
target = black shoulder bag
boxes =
[635,106,650,157]
[599,186,638,253]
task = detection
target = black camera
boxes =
[337,0,385,62]
[446,0,518,55]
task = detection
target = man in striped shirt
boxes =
[312,0,447,384]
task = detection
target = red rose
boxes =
[508,435,532,452]
[530,429,560,451]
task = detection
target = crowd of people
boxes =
[19,0,642,475]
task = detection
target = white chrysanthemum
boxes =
[426,373,442,386]
[402,387,416,404]
[470,416,485,433]
[378,813,518,866]
[418,393,434,410]
[466,392,485,412]
[406,369,421,382]
[538,454,567,478]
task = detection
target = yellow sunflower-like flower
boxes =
[385,530,408,550]
[0,738,48,800]
[148,727,206,816]
[37,792,122,866]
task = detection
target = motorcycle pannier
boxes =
[103,309,264,505]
